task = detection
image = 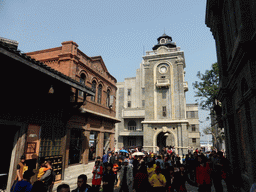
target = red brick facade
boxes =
[27,41,119,167]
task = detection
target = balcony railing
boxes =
[128,126,136,131]
[183,81,188,91]
[156,79,170,87]
[145,47,181,55]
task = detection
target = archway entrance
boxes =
[157,132,167,150]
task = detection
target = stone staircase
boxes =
[53,162,95,192]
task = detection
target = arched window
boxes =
[128,120,136,131]
[91,80,97,102]
[79,73,86,97]
[97,84,102,104]
[106,89,111,107]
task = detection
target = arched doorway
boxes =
[157,132,167,150]
[157,131,175,151]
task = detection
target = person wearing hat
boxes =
[15,155,27,182]
[11,170,35,192]
[116,159,133,192]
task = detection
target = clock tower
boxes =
[142,33,191,154]
[115,33,200,155]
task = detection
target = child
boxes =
[112,161,119,185]
[37,162,51,180]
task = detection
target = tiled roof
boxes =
[0,40,95,95]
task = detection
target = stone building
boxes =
[115,34,200,155]
[206,1,256,191]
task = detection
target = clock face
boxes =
[159,66,167,73]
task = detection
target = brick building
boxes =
[0,38,95,191]
[26,41,119,184]
[206,1,256,191]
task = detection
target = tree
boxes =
[203,126,225,149]
[192,62,219,110]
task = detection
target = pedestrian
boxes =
[11,170,34,192]
[172,164,195,192]
[149,167,166,192]
[102,152,108,170]
[37,162,51,180]
[165,166,175,192]
[92,160,103,192]
[71,174,92,192]
[133,163,150,192]
[196,155,211,192]
[116,159,133,192]
[147,161,156,180]
[102,163,115,192]
[211,151,223,192]
[57,184,70,192]
[155,156,165,170]
[112,161,119,185]
[218,151,233,192]
[40,160,55,192]
[15,155,26,182]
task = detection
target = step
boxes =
[52,162,95,192]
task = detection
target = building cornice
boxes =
[141,120,189,124]
[80,108,121,123]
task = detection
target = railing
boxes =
[146,47,181,55]
[128,126,137,131]
[156,79,170,87]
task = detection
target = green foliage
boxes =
[192,62,219,110]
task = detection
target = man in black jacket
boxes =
[71,174,92,192]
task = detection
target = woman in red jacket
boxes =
[92,160,103,192]
[196,155,211,192]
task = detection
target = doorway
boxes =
[157,132,167,151]
[89,131,98,161]
[68,129,83,165]
[0,125,20,190]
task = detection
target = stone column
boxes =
[109,133,115,151]
[82,130,90,164]
[97,132,104,157]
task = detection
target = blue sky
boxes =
[1,0,216,142]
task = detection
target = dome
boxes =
[152,33,176,50]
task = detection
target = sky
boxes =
[0,0,216,142]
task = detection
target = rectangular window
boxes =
[163,106,166,117]
[191,125,196,132]
[191,111,195,118]
[192,138,196,143]
[142,100,145,107]
[142,88,145,95]
[127,101,131,108]
[128,89,132,96]
[162,90,167,99]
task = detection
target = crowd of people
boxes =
[11,148,234,192]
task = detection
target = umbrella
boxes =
[120,149,128,153]
[132,152,145,156]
